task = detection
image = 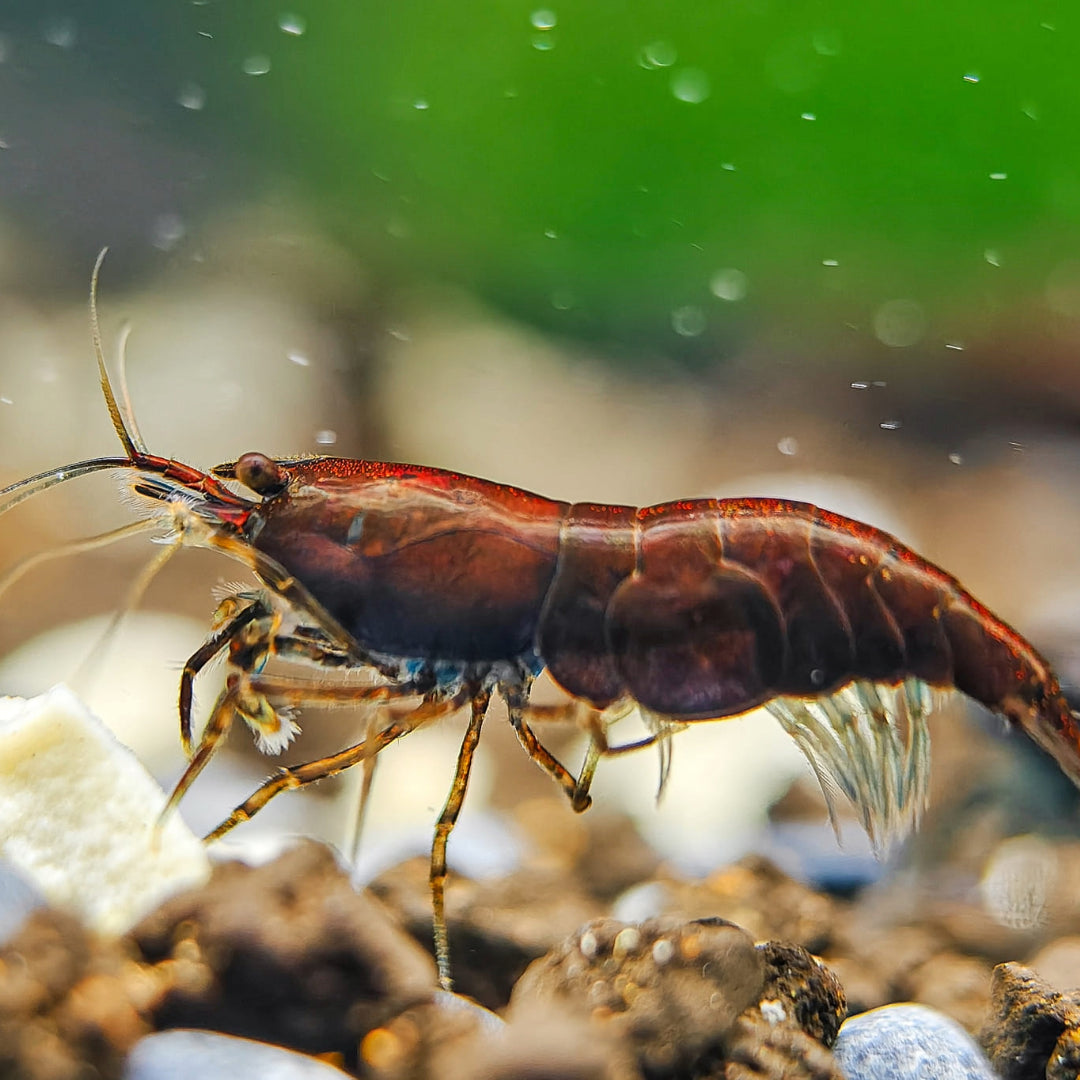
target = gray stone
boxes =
[834,1003,996,1079]
[125,1029,350,1079]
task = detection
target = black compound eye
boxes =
[234,452,285,496]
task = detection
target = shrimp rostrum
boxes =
[3,255,1080,988]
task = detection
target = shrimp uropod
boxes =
[2,251,1079,989]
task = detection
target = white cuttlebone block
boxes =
[0,685,210,935]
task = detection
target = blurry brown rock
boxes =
[0,909,151,1080]
[646,857,841,955]
[724,1017,845,1080]
[130,841,437,1056]
[370,856,603,1009]
[906,952,993,1032]
[979,962,1080,1080]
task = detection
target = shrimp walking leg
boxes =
[179,599,266,755]
[168,673,441,824]
[502,687,592,811]
[431,688,489,990]
[203,685,472,843]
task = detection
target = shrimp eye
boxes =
[234,452,285,496]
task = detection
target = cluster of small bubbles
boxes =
[822,258,839,266]
[948,451,964,465]
[551,290,575,311]
[671,305,706,336]
[278,12,306,35]
[151,213,186,251]
[812,29,842,56]
[638,40,677,69]
[989,171,1008,180]
[873,298,925,347]
[671,68,710,103]
[242,54,271,75]
[177,83,207,110]
[43,16,77,48]
[801,111,817,121]
[315,429,338,446]
[709,268,748,301]
[544,227,558,239]
[962,72,980,83]
[287,351,310,367]
[413,98,429,110]
[777,436,799,456]
[532,33,556,51]
[879,419,902,431]
[984,249,1001,266]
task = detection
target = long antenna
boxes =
[90,247,138,461]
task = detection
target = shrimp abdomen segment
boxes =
[538,498,1076,777]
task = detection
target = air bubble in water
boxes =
[671,306,706,337]
[710,268,748,301]
[777,437,799,456]
[242,55,271,76]
[151,214,186,251]
[315,429,338,446]
[671,68,710,103]
[530,9,556,29]
[177,83,206,110]
[640,40,676,68]
[278,13,306,35]
[43,17,76,48]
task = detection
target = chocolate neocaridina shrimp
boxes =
[2,251,1078,988]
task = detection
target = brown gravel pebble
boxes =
[657,857,841,955]
[906,951,994,1032]
[724,1016,845,1080]
[512,915,772,1076]
[979,962,1080,1080]
[753,942,846,1048]
[130,841,438,1056]
[0,909,151,1080]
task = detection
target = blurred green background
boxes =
[4,1,1080,370]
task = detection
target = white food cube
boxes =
[0,685,210,935]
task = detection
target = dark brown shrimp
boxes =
[1,250,1077,988]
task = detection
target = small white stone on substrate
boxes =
[124,1029,351,1079]
[0,686,210,935]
